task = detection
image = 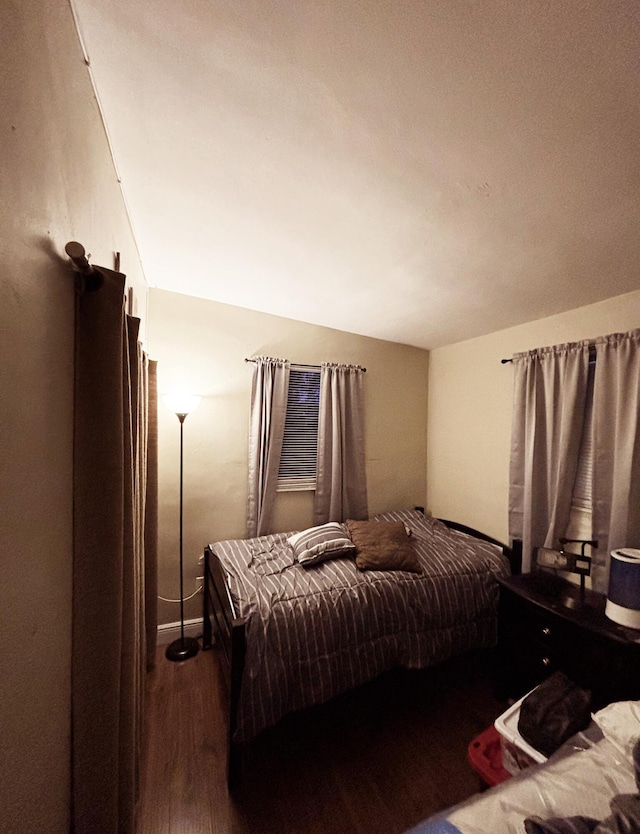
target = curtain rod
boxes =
[65,241,93,273]
[65,241,104,292]
[501,343,598,364]
[244,358,366,372]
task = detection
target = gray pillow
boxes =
[288,522,356,567]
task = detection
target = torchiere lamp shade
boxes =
[162,390,201,416]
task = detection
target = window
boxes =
[277,366,321,492]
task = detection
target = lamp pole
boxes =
[164,398,200,663]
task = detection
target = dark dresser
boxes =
[497,572,640,709]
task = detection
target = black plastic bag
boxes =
[517,671,592,757]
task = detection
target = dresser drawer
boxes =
[507,640,558,693]
[504,600,565,645]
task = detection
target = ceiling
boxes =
[70,0,640,350]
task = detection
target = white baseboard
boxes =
[156,618,202,645]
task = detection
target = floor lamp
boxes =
[163,390,201,662]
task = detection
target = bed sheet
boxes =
[211,510,510,742]
[404,722,637,834]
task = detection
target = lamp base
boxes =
[165,635,200,662]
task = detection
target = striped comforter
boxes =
[211,509,510,742]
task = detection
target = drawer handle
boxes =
[541,627,551,638]
[542,656,551,667]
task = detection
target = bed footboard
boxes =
[202,545,247,787]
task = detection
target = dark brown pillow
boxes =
[345,520,421,573]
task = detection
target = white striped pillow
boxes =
[288,522,356,567]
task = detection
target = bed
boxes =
[202,508,520,786]
[404,700,640,834]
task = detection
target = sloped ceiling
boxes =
[70,0,640,349]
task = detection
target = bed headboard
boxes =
[437,517,522,575]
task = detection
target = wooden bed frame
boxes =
[202,517,522,788]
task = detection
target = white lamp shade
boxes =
[162,390,201,415]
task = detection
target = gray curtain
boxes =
[314,363,368,524]
[591,329,640,591]
[247,357,290,537]
[72,266,157,834]
[509,341,590,573]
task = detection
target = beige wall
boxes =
[427,290,640,544]
[0,2,146,832]
[147,289,429,624]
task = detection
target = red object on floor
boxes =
[467,725,512,787]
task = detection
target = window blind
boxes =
[570,357,595,513]
[277,366,321,491]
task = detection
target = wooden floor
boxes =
[136,643,507,834]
